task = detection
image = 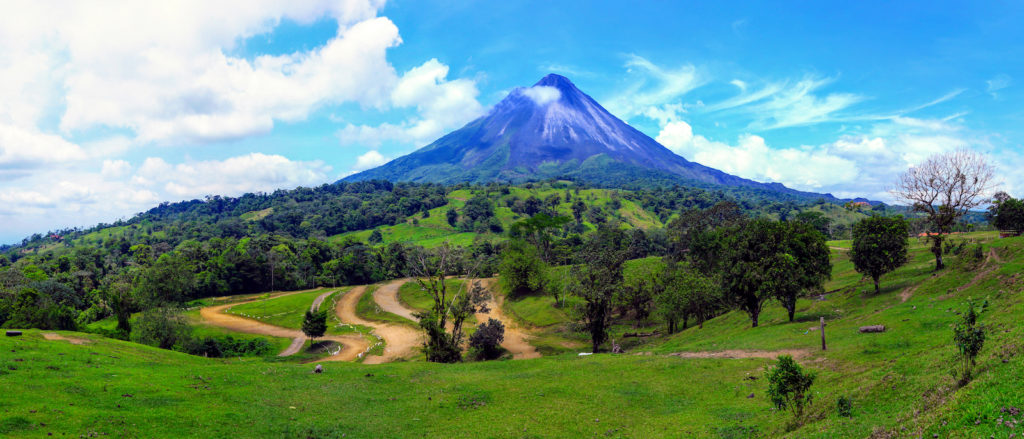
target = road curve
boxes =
[334,284,422,364]
[477,279,541,359]
[198,289,368,362]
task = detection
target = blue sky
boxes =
[0,0,1022,243]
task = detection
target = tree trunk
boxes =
[751,313,759,328]
[932,237,945,270]
[787,307,795,322]
[874,276,880,294]
[682,314,688,330]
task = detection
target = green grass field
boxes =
[226,288,339,330]
[4,232,1023,438]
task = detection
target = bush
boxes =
[469,318,505,360]
[952,298,987,384]
[183,335,273,357]
[131,307,191,350]
[766,355,816,419]
[836,396,852,417]
[302,309,328,340]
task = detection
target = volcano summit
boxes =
[345,74,828,198]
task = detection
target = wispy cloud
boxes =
[987,74,1011,98]
[605,54,708,119]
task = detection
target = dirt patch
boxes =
[42,333,91,345]
[477,279,541,360]
[668,349,811,360]
[373,278,419,322]
[900,285,918,303]
[335,283,422,364]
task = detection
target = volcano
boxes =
[343,74,832,198]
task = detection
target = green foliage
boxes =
[656,262,719,333]
[367,229,383,244]
[498,240,548,299]
[989,192,1024,233]
[566,227,627,352]
[182,335,273,358]
[705,219,831,326]
[850,216,910,294]
[836,395,853,418]
[952,298,987,383]
[766,355,816,419]
[131,307,191,350]
[301,309,328,340]
[468,318,505,360]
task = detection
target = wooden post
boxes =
[820,317,827,351]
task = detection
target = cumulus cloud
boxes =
[101,160,132,178]
[656,117,993,201]
[0,1,398,146]
[134,153,331,198]
[352,150,389,171]
[522,86,561,106]
[337,58,484,148]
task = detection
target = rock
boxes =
[747,393,755,399]
[859,325,886,333]
[312,364,323,374]
[5,331,22,337]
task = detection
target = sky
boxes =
[1,0,1023,244]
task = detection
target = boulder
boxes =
[858,325,886,333]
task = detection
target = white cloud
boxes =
[655,117,995,201]
[135,153,331,198]
[605,54,707,119]
[337,58,484,148]
[352,150,389,171]
[0,125,87,179]
[986,74,1011,98]
[101,159,132,178]
[522,86,561,106]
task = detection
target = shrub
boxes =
[131,307,191,350]
[953,298,987,383]
[469,318,505,360]
[766,355,816,419]
[302,309,328,340]
[836,396,852,417]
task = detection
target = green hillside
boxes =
[4,232,1022,438]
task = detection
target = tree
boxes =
[498,240,547,298]
[571,200,586,224]
[776,222,832,322]
[409,244,490,363]
[952,298,987,383]
[368,229,383,244]
[566,227,626,352]
[711,219,830,327]
[989,192,1024,235]
[891,149,997,270]
[620,261,662,323]
[766,355,816,419]
[850,216,910,294]
[302,309,328,341]
[469,318,505,360]
[446,208,458,227]
[667,201,745,262]
[508,213,570,263]
[657,262,718,332]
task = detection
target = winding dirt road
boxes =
[373,278,419,321]
[199,289,368,362]
[334,283,422,364]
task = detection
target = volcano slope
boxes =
[3,233,1023,438]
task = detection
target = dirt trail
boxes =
[373,278,419,322]
[957,248,1001,293]
[900,285,918,303]
[668,349,811,359]
[42,333,91,345]
[478,279,540,359]
[335,284,422,364]
[199,289,368,362]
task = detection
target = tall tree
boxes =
[891,149,996,270]
[409,244,489,363]
[302,309,328,341]
[850,216,910,294]
[566,227,627,352]
[989,192,1024,235]
[777,221,832,322]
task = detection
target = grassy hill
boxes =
[3,232,1022,438]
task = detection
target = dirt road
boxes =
[477,279,540,359]
[334,284,422,364]
[199,289,368,362]
[373,278,419,321]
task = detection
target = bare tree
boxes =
[891,149,997,270]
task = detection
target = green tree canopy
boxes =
[850,216,910,294]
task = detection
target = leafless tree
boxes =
[890,149,997,270]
